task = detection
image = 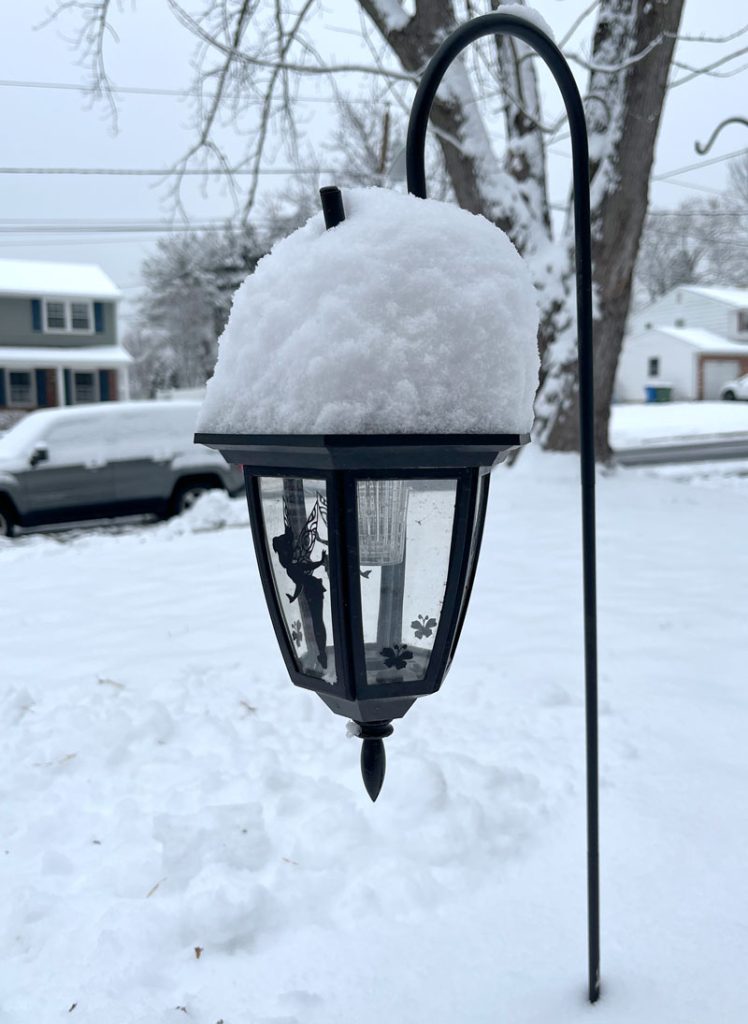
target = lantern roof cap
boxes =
[195,430,529,471]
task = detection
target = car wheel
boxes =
[0,503,16,538]
[170,482,215,517]
[722,390,736,400]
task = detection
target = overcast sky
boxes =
[0,0,746,328]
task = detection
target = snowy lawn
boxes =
[610,400,748,448]
[1,455,746,1024]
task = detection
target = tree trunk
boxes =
[359,0,538,251]
[543,0,686,458]
[361,0,685,460]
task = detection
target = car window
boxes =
[0,415,49,459]
[42,417,106,465]
[104,406,198,460]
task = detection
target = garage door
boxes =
[702,359,740,399]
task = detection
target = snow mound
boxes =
[198,187,539,435]
[160,489,247,536]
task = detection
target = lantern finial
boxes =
[353,720,394,801]
[320,185,346,229]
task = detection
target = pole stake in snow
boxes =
[406,10,600,1005]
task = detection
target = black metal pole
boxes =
[405,13,600,1004]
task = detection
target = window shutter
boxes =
[99,369,110,401]
[64,370,72,405]
[31,299,42,332]
[94,302,105,333]
[35,369,48,407]
[0,370,5,407]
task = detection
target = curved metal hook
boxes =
[405,12,599,1005]
[695,116,748,155]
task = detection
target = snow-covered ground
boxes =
[1,454,747,1024]
[610,400,748,447]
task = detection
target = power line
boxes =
[646,209,747,218]
[652,178,725,197]
[649,228,748,250]
[0,165,336,177]
[0,235,199,248]
[0,201,744,238]
[0,77,186,97]
[0,77,374,105]
[0,223,248,235]
[654,146,748,181]
[0,216,299,237]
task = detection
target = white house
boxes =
[0,258,131,414]
[616,285,748,401]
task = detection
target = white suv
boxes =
[0,400,243,537]
[720,374,748,401]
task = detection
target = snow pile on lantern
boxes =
[198,187,540,435]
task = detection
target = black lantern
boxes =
[196,428,527,800]
[196,183,531,800]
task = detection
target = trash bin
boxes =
[644,383,672,403]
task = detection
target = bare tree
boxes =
[51,0,748,458]
[729,152,748,206]
[636,195,748,302]
[330,89,454,200]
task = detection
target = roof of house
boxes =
[681,286,748,308]
[0,258,121,300]
[654,327,748,354]
[0,345,132,367]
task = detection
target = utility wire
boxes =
[654,146,748,181]
[0,166,336,177]
[0,224,249,234]
[0,204,743,236]
[0,77,373,105]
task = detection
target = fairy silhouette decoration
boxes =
[272,492,329,671]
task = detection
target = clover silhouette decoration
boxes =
[380,644,414,670]
[411,614,437,640]
[291,620,303,648]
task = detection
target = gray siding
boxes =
[0,296,117,347]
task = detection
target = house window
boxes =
[45,301,67,330]
[648,357,660,377]
[7,370,35,408]
[43,299,94,334]
[71,302,91,331]
[73,371,98,404]
[738,310,748,333]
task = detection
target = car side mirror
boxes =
[29,443,49,467]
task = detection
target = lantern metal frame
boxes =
[194,432,526,725]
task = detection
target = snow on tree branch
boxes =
[364,0,411,33]
[491,1,551,236]
[438,59,538,252]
